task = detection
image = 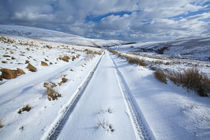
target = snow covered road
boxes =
[56,52,143,140]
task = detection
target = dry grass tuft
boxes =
[58,77,68,86]
[18,104,31,114]
[3,54,10,57]
[0,68,25,79]
[16,68,25,75]
[41,61,48,66]
[125,56,147,66]
[59,55,70,62]
[154,71,167,84]
[25,60,29,64]
[0,120,3,129]
[44,82,61,101]
[72,54,80,61]
[168,68,210,97]
[2,61,7,63]
[26,63,37,72]
[0,36,15,44]
[108,49,146,66]
[84,49,103,55]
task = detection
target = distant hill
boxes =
[0,24,123,48]
[114,37,210,61]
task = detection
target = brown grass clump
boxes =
[46,87,61,100]
[168,68,210,97]
[108,49,118,54]
[2,61,7,63]
[18,104,31,114]
[41,61,48,66]
[0,68,25,79]
[25,60,29,64]
[0,36,15,44]
[3,54,10,57]
[16,68,25,75]
[125,56,147,66]
[0,120,3,129]
[44,82,61,101]
[58,77,68,86]
[59,55,70,62]
[154,71,167,84]
[108,49,146,66]
[26,63,37,72]
[84,49,103,55]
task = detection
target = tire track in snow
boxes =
[44,53,104,140]
[110,52,155,140]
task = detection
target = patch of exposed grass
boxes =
[18,104,31,114]
[2,61,7,63]
[41,61,48,66]
[124,56,147,66]
[0,68,25,79]
[44,82,61,101]
[58,77,68,86]
[59,55,70,62]
[84,49,103,55]
[168,68,210,97]
[108,49,146,66]
[25,60,29,64]
[0,120,3,129]
[154,70,167,84]
[3,54,10,57]
[26,63,37,72]
[0,36,15,44]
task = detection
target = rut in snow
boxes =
[46,54,104,140]
[110,52,155,140]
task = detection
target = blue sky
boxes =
[0,0,209,41]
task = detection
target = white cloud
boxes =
[0,0,209,41]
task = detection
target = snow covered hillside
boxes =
[0,25,210,140]
[0,25,123,48]
[113,37,210,61]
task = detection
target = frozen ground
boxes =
[0,26,210,140]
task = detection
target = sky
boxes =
[0,0,210,41]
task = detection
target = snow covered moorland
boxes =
[0,26,210,140]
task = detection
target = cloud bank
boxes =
[0,0,209,41]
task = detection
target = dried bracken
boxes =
[154,70,167,84]
[59,55,70,62]
[44,82,61,101]
[108,49,146,66]
[41,61,48,66]
[0,36,15,44]
[124,56,147,66]
[58,77,68,86]
[168,68,210,97]
[84,49,103,55]
[0,120,3,129]
[26,63,37,72]
[18,104,31,114]
[0,68,25,79]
